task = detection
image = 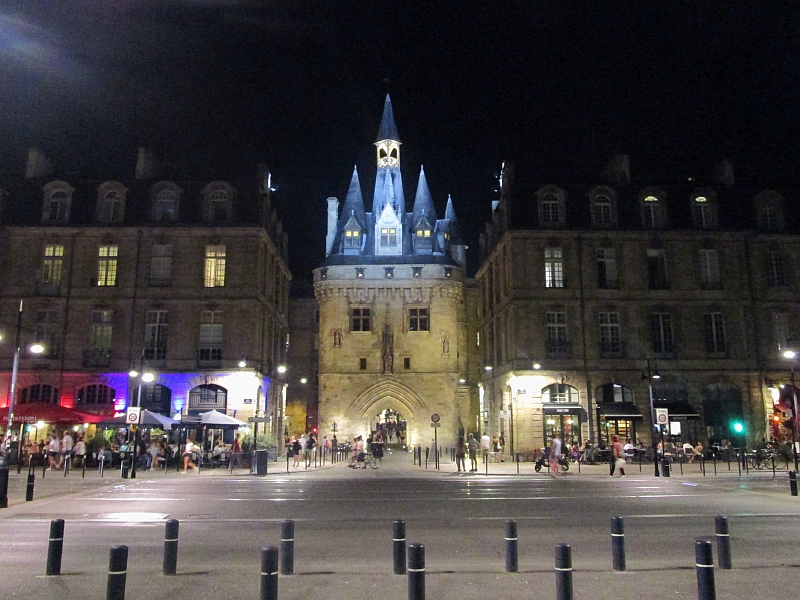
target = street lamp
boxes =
[643,356,662,477]
[128,355,155,479]
[782,350,800,471]
[4,300,45,461]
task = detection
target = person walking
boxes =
[57,430,73,470]
[611,434,626,477]
[548,432,562,477]
[455,436,466,472]
[73,436,86,468]
[480,432,491,463]
[306,433,316,466]
[467,433,478,472]
[291,437,301,467]
[182,439,199,473]
[230,434,241,468]
[46,435,60,470]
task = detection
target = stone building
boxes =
[0,149,290,443]
[313,96,480,448]
[477,157,800,454]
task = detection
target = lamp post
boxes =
[782,350,800,472]
[644,356,661,477]
[128,357,154,479]
[4,301,44,462]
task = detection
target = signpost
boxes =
[431,414,440,470]
[126,407,141,426]
[655,409,669,476]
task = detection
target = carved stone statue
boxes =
[442,333,450,356]
[333,328,342,348]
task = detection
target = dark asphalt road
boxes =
[1,452,799,599]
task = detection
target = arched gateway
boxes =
[349,380,426,446]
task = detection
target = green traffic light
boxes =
[731,421,745,434]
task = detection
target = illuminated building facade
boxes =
[478,157,800,453]
[0,149,290,441]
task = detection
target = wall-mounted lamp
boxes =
[532,363,541,370]
[459,378,466,384]
[484,365,493,371]
[277,364,287,374]
[300,378,308,384]
[239,359,248,368]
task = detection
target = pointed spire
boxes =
[341,166,367,229]
[412,166,438,226]
[376,94,400,142]
[444,195,463,243]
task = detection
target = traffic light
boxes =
[312,426,318,434]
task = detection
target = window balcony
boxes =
[546,341,571,358]
[83,348,111,368]
[197,349,222,369]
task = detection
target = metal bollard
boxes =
[555,544,573,600]
[280,520,294,575]
[715,516,732,570]
[790,471,798,496]
[106,545,128,600]
[695,539,716,600]
[163,519,179,575]
[26,472,35,501]
[408,543,425,600]
[0,465,8,508]
[393,519,407,574]
[260,546,279,600]
[611,516,626,571]
[46,519,65,576]
[99,456,105,477]
[121,458,129,479]
[661,458,671,477]
[505,520,518,573]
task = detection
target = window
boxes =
[49,191,68,222]
[144,310,168,360]
[210,190,229,222]
[704,312,726,354]
[413,267,422,278]
[41,245,64,286]
[592,195,612,225]
[380,228,398,247]
[766,250,786,287]
[359,358,367,370]
[156,190,177,222]
[699,249,720,288]
[351,307,371,332]
[204,245,226,287]
[650,312,674,355]
[647,249,668,290]
[772,312,790,352]
[356,268,365,279]
[384,267,394,279]
[693,197,716,229]
[444,267,453,278]
[596,248,617,289]
[642,196,662,229]
[409,308,430,332]
[188,384,227,413]
[344,228,361,249]
[546,312,568,357]
[541,194,560,224]
[100,190,124,223]
[20,384,59,405]
[199,310,223,361]
[404,357,411,370]
[34,310,59,358]
[542,383,580,403]
[97,245,118,286]
[759,205,780,232]
[599,311,621,355]
[150,244,173,286]
[75,384,115,406]
[544,247,564,288]
[89,310,113,351]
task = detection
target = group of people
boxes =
[347,431,385,467]
[290,432,332,467]
[454,432,504,472]
[39,431,86,470]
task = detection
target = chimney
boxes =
[25,148,53,179]
[325,197,340,257]
[601,154,631,185]
[714,159,735,187]
[135,148,159,180]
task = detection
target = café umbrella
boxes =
[0,402,106,424]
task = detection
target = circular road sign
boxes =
[431,413,440,423]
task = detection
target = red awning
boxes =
[0,402,107,424]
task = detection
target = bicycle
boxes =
[349,451,379,469]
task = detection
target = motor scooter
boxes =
[534,453,570,472]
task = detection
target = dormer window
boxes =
[380,228,398,247]
[210,191,229,222]
[202,182,235,224]
[691,193,718,229]
[49,192,67,222]
[41,181,74,224]
[641,195,662,229]
[98,190,124,223]
[156,190,177,222]
[589,190,617,228]
[413,217,434,253]
[541,194,560,224]
[755,191,785,232]
[342,215,362,254]
[536,187,566,227]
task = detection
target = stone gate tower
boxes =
[314,95,470,448]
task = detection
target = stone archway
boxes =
[349,380,427,446]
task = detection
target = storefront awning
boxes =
[543,405,587,419]
[653,401,700,419]
[596,402,643,419]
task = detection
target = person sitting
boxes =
[623,438,635,461]
[689,441,703,463]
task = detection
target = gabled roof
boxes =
[375,94,400,142]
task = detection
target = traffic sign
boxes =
[499,410,511,419]
[431,413,440,423]
[248,417,268,423]
[430,422,441,428]
[126,407,141,425]
[655,408,669,426]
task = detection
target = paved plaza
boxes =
[1,451,799,599]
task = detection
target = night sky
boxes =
[1,1,798,279]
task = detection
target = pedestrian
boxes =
[611,434,626,477]
[182,439,199,473]
[467,433,478,472]
[455,436,466,472]
[47,435,60,470]
[498,432,505,462]
[73,435,86,468]
[480,431,491,462]
[322,435,329,458]
[548,432,562,477]
[291,436,301,467]
[230,434,241,468]
[306,433,316,465]
[57,430,73,470]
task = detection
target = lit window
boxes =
[544,247,564,288]
[204,245,226,287]
[41,245,64,286]
[385,267,394,278]
[344,229,361,249]
[356,268,365,279]
[97,245,118,286]
[380,228,398,246]
[642,196,662,229]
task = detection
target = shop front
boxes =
[654,401,700,445]
[542,406,585,450]
[596,402,643,446]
